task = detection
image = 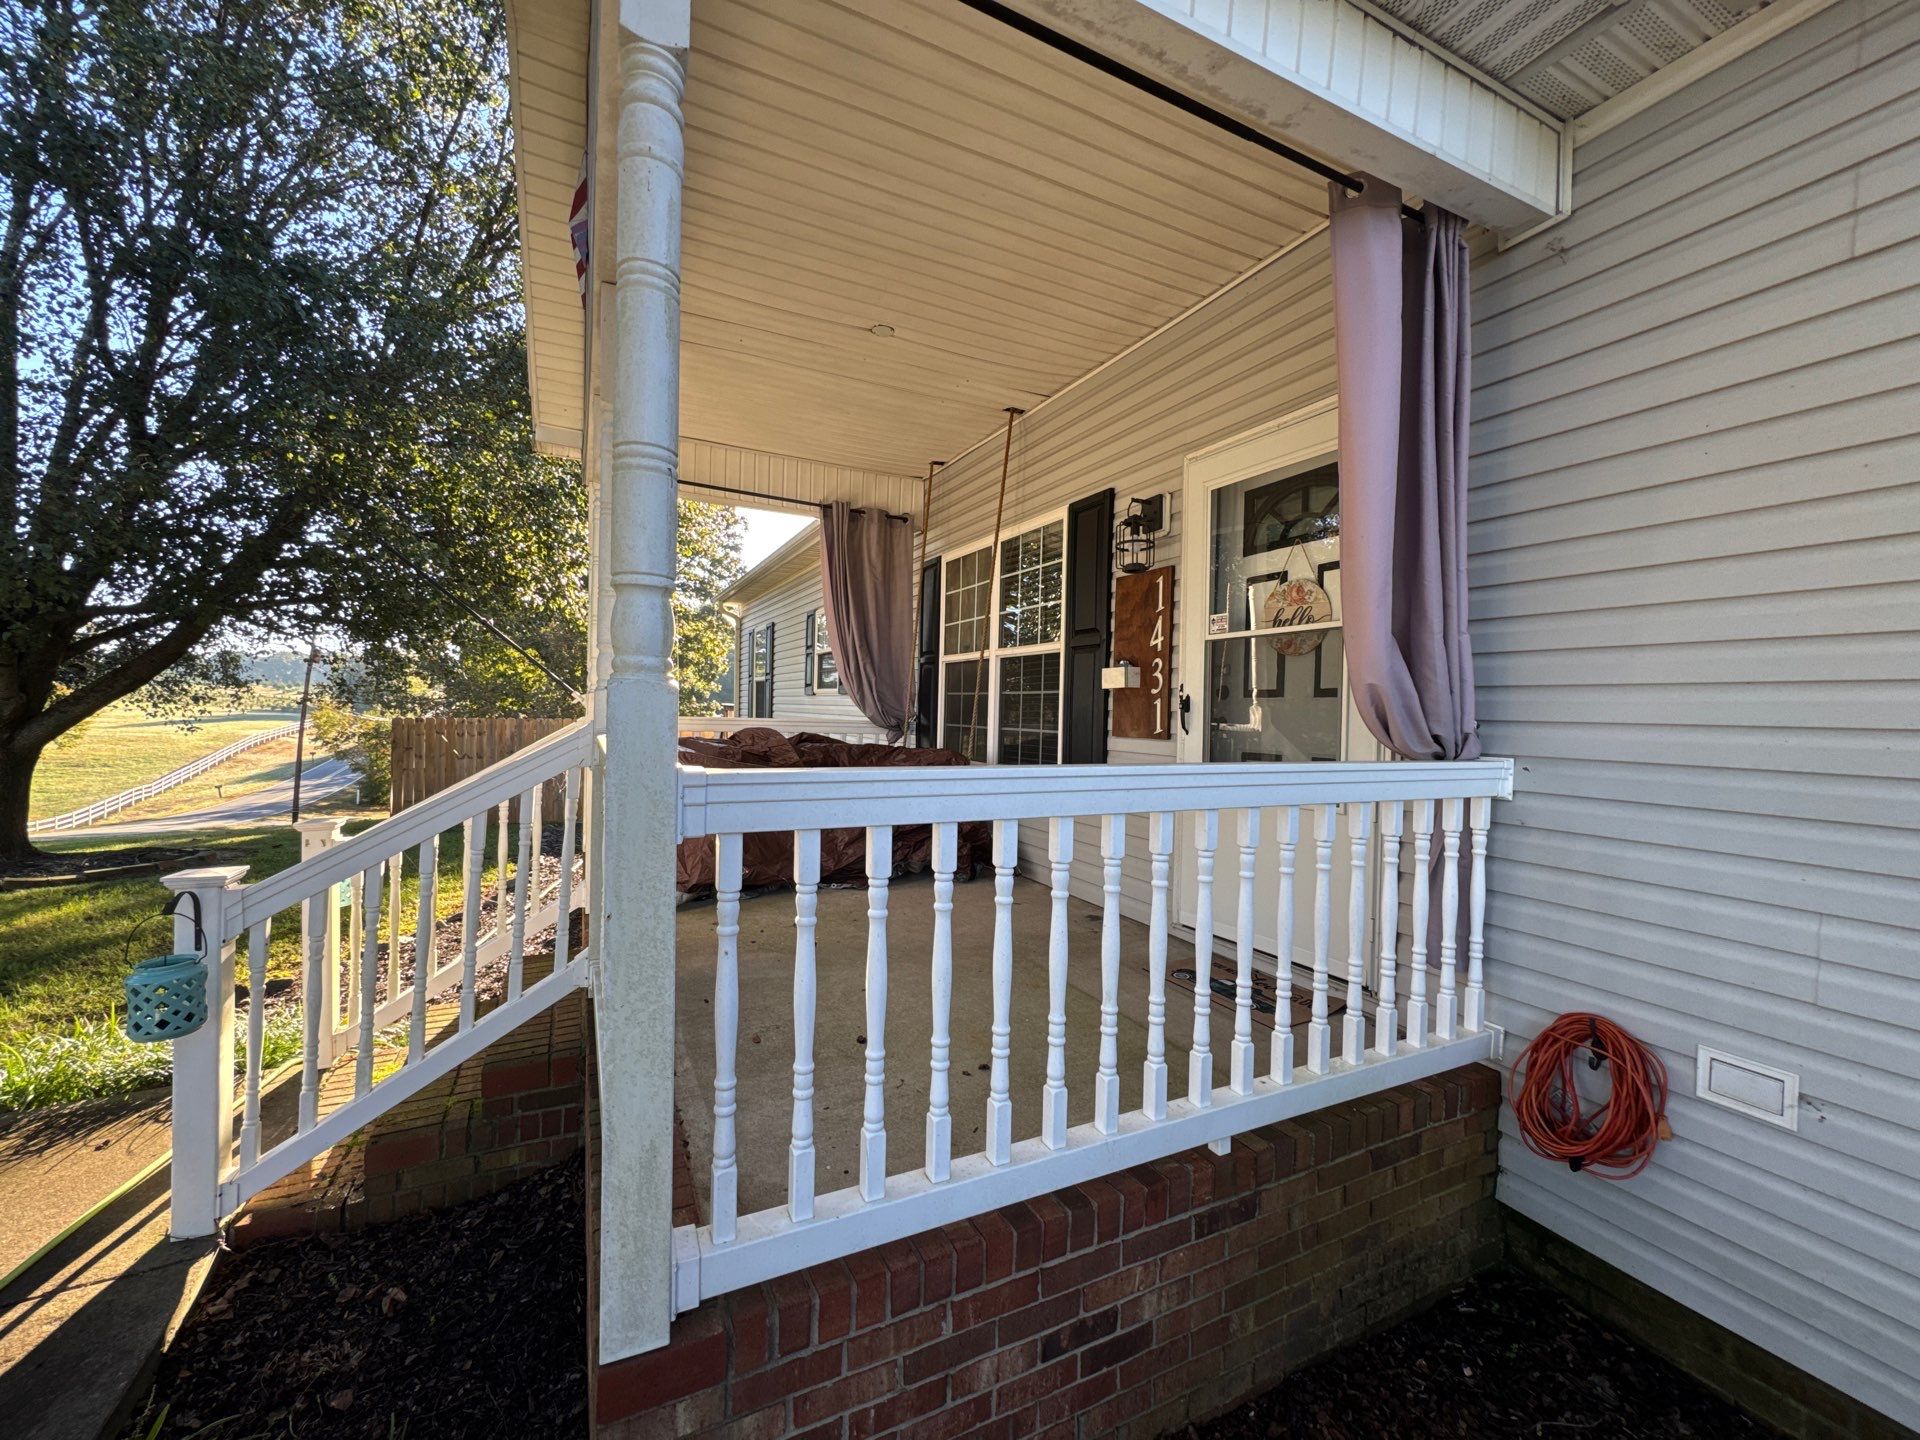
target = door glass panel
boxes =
[1203,459,1343,764]
[1205,632,1344,762]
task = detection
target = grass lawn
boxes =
[0,808,529,1110]
[31,703,298,821]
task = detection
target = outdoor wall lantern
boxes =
[1115,494,1164,574]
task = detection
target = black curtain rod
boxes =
[689,479,912,523]
[953,0,1424,224]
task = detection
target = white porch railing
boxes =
[163,721,597,1237]
[670,758,1512,1313]
[677,715,894,746]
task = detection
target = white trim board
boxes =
[993,0,1567,228]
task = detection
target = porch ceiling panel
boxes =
[675,0,1332,476]
[679,438,923,519]
[511,0,1752,461]
[505,0,590,456]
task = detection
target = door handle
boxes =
[1177,686,1192,734]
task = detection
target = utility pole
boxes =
[290,645,318,822]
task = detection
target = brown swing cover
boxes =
[675,728,990,896]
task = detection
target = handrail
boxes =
[29,720,300,832]
[677,757,1515,838]
[235,720,594,929]
[669,754,1512,1318]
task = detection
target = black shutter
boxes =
[765,620,775,716]
[745,627,758,717]
[915,555,941,748]
[1061,490,1114,764]
[803,609,817,694]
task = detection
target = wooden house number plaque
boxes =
[1111,564,1173,740]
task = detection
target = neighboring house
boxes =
[157,3,1918,1439]
[718,523,876,735]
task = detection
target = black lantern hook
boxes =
[162,890,208,955]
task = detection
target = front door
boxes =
[1175,399,1379,977]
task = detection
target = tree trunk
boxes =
[0,733,47,864]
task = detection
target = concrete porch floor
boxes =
[674,871,1344,1222]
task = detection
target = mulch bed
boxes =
[1183,1268,1779,1440]
[127,1164,1777,1440]
[0,844,209,886]
[128,1155,586,1439]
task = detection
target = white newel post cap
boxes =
[293,817,347,858]
[160,864,251,908]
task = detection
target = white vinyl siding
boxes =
[1470,1,1920,1429]
[731,566,871,733]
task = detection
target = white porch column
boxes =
[597,0,689,1363]
[583,394,612,964]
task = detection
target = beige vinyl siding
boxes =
[733,566,872,733]
[1470,0,1920,1427]
[920,231,1339,910]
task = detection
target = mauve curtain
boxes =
[818,501,915,741]
[1328,175,1480,763]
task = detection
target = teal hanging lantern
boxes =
[124,953,209,1042]
[123,892,210,1043]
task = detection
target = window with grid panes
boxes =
[939,518,1064,764]
[811,610,837,691]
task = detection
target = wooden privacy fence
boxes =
[389,717,576,822]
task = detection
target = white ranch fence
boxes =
[670,758,1512,1312]
[31,721,299,833]
[678,715,894,746]
[162,721,596,1237]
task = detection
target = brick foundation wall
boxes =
[1505,1210,1920,1440]
[233,992,588,1246]
[595,1064,1501,1440]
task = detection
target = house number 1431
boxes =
[1112,564,1174,742]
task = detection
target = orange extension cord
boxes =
[1509,1013,1671,1180]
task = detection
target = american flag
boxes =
[570,153,590,308]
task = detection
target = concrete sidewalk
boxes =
[0,1069,304,1440]
[0,1160,213,1440]
[0,1093,172,1283]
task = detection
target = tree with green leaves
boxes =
[0,0,541,859]
[673,500,745,715]
[333,497,745,720]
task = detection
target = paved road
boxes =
[79,757,360,836]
